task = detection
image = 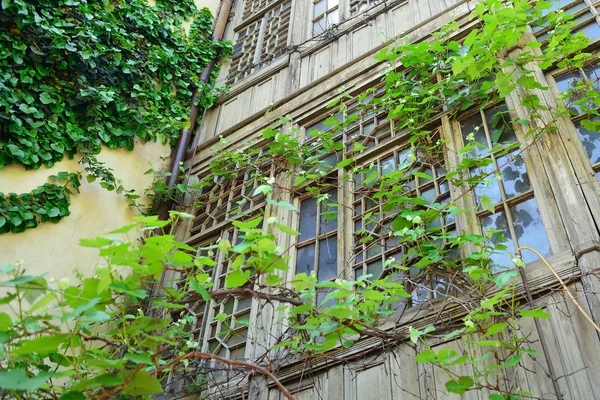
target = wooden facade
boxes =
[163,0,600,398]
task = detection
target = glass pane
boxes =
[366,242,382,259]
[320,190,338,234]
[328,0,339,9]
[497,154,532,198]
[228,329,248,346]
[314,0,326,18]
[318,235,338,280]
[299,197,318,242]
[354,266,364,279]
[576,119,600,165]
[230,346,246,360]
[409,266,428,306]
[367,259,383,278]
[484,105,516,145]
[480,210,516,271]
[575,21,600,41]
[313,17,325,35]
[421,186,437,204]
[555,71,585,114]
[381,155,396,175]
[511,198,550,263]
[461,113,489,156]
[296,244,315,275]
[584,62,600,93]
[473,163,502,205]
[327,8,340,26]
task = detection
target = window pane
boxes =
[473,163,502,205]
[318,235,338,280]
[327,8,340,25]
[480,210,516,271]
[299,198,318,241]
[314,0,326,18]
[575,119,600,165]
[320,190,338,234]
[367,259,383,278]
[575,21,600,41]
[484,105,516,145]
[584,62,600,93]
[497,154,532,198]
[511,198,550,263]
[328,0,339,9]
[313,17,325,35]
[555,71,585,114]
[296,244,315,275]
[461,113,489,156]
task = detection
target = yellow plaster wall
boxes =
[0,140,171,281]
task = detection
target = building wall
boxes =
[0,140,171,281]
[172,0,600,398]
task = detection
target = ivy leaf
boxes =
[122,370,162,396]
[0,370,55,391]
[39,93,55,104]
[14,334,69,355]
[445,376,474,395]
[225,269,249,288]
[7,144,24,158]
[479,194,495,214]
[520,308,550,319]
[485,322,508,337]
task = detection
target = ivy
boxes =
[0,0,230,233]
[0,171,80,233]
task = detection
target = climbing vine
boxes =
[0,0,230,233]
[2,1,600,399]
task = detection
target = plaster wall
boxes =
[0,140,171,282]
[196,0,220,16]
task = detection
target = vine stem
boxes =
[157,351,294,400]
[517,246,600,334]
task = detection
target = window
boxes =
[312,0,339,36]
[352,144,454,308]
[350,0,379,15]
[459,105,550,269]
[204,227,256,376]
[296,189,339,283]
[553,60,600,177]
[242,0,279,20]
[227,1,292,85]
[191,148,272,235]
[533,0,600,45]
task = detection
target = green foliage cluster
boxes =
[2,0,600,399]
[0,0,230,233]
[0,171,80,233]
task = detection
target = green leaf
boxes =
[266,198,297,211]
[463,29,479,48]
[122,369,163,396]
[520,308,550,319]
[0,312,13,331]
[275,223,300,236]
[445,376,474,395]
[107,223,137,234]
[485,322,508,337]
[225,270,249,288]
[503,354,521,367]
[0,369,55,391]
[108,282,147,299]
[125,353,153,364]
[494,270,517,288]
[190,276,212,301]
[14,334,69,355]
[479,194,495,214]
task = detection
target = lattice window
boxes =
[302,86,399,169]
[242,0,279,20]
[204,225,259,377]
[296,189,339,280]
[312,0,340,36]
[459,104,550,270]
[350,0,379,15]
[351,145,454,307]
[227,1,291,86]
[533,0,600,45]
[191,149,273,235]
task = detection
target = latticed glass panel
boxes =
[350,0,379,15]
[204,225,259,378]
[460,104,550,270]
[227,1,292,85]
[242,0,278,20]
[191,149,272,235]
[533,0,600,46]
[295,189,339,284]
[351,145,454,308]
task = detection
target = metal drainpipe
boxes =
[153,0,233,294]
